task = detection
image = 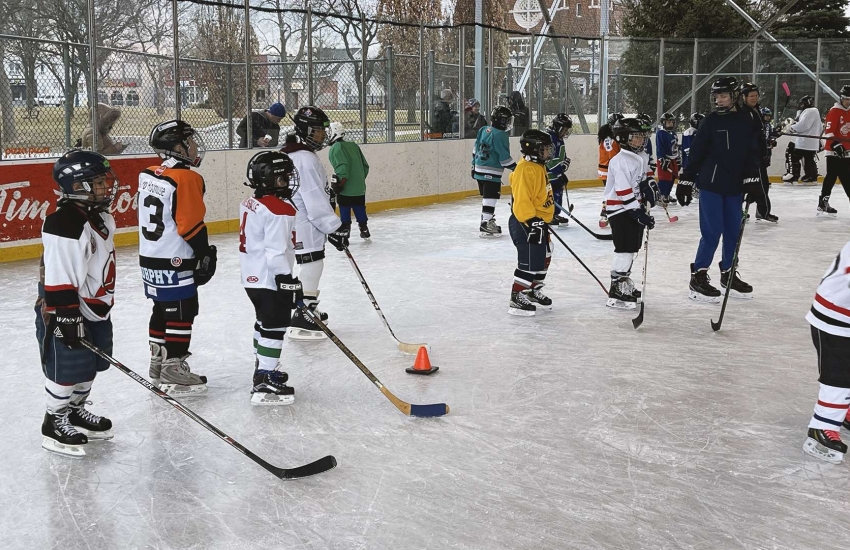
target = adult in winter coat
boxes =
[80,103,126,155]
[508,91,530,136]
[783,95,823,183]
[236,102,286,148]
[464,99,488,139]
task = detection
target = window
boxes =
[589,0,599,6]
[576,3,582,16]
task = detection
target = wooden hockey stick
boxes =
[81,341,337,480]
[343,247,429,355]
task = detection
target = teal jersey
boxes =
[472,126,514,182]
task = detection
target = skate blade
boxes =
[530,303,553,310]
[508,307,535,317]
[479,232,502,238]
[606,298,636,310]
[251,393,295,406]
[817,211,838,218]
[77,428,114,440]
[42,437,86,458]
[688,291,721,304]
[160,383,208,397]
[721,286,754,300]
[803,438,845,464]
[287,327,327,340]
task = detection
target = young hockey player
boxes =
[239,151,302,405]
[507,129,555,316]
[545,113,572,227]
[604,118,655,310]
[783,95,822,184]
[281,106,349,339]
[597,112,624,228]
[140,120,217,397]
[472,105,516,237]
[327,122,371,239]
[676,77,761,302]
[802,238,850,463]
[655,112,680,206]
[740,82,776,223]
[37,150,118,457]
[681,113,704,171]
[817,85,850,217]
[761,108,779,162]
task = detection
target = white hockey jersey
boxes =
[239,195,297,290]
[288,149,340,236]
[790,107,823,151]
[39,204,116,322]
[604,148,646,218]
[806,240,850,338]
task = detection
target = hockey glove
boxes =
[660,157,672,172]
[331,174,346,193]
[274,273,304,310]
[834,143,846,158]
[639,178,657,208]
[525,217,547,245]
[52,309,86,349]
[676,177,694,207]
[194,245,217,286]
[628,208,655,230]
[327,224,350,251]
[506,162,517,171]
[742,175,763,206]
[561,157,571,171]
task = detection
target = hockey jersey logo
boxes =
[841,122,850,137]
[96,250,116,297]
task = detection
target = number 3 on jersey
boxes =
[141,195,165,241]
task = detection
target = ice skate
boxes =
[508,290,536,316]
[606,277,637,310]
[149,342,163,386]
[720,264,753,300]
[527,285,552,310]
[553,214,569,228]
[479,219,502,238]
[803,428,847,464]
[251,369,295,406]
[359,222,371,240]
[549,216,560,227]
[68,401,113,440]
[755,213,779,224]
[781,172,797,183]
[42,409,87,458]
[160,353,208,397]
[288,301,328,340]
[689,264,721,303]
[799,175,819,185]
[817,196,838,217]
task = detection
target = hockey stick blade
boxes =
[632,230,650,330]
[711,204,751,332]
[80,341,337,480]
[632,303,645,329]
[555,202,613,240]
[300,306,450,418]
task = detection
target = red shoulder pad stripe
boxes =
[258,196,297,216]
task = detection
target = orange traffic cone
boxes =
[405,346,439,375]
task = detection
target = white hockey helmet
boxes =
[327,121,346,144]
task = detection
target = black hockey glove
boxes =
[639,178,657,208]
[660,157,672,172]
[331,174,346,193]
[52,309,86,349]
[834,143,846,158]
[742,175,763,206]
[628,208,655,230]
[525,217,547,245]
[274,273,304,310]
[327,224,350,251]
[194,245,217,286]
[676,177,694,207]
[561,157,571,171]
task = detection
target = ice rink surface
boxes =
[2,185,850,550]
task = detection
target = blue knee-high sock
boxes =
[353,205,368,224]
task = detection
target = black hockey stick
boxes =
[80,341,337,480]
[344,247,429,355]
[711,203,751,332]
[555,202,613,241]
[547,227,608,295]
[299,305,450,418]
[632,229,650,329]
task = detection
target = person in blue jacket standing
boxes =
[676,77,761,302]
[545,113,572,226]
[656,112,680,205]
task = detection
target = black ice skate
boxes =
[800,175,819,185]
[549,216,560,226]
[720,264,753,300]
[160,352,208,397]
[68,401,113,440]
[288,301,328,340]
[359,222,371,240]
[803,428,847,464]
[755,213,779,224]
[606,277,637,310]
[527,285,552,310]
[553,214,569,227]
[689,264,721,303]
[479,219,502,238]
[508,290,536,316]
[818,196,838,217]
[251,369,295,406]
[42,409,87,458]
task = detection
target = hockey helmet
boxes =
[465,98,481,111]
[548,113,573,138]
[292,106,331,151]
[798,95,815,110]
[245,151,299,200]
[607,112,624,127]
[689,112,705,129]
[840,86,850,105]
[491,106,514,131]
[149,119,206,167]
[740,81,760,99]
[661,112,676,131]
[519,129,554,163]
[327,121,346,144]
[759,108,772,122]
[612,118,648,153]
[636,113,653,131]
[710,76,740,112]
[52,150,118,210]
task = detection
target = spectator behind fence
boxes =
[236,102,286,148]
[433,89,455,135]
[80,103,126,155]
[464,98,488,139]
[508,91,530,136]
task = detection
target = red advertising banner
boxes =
[0,156,159,244]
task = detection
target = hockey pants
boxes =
[820,157,850,202]
[790,148,818,179]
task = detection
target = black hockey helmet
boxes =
[799,95,815,110]
[149,119,206,167]
[245,151,299,200]
[292,106,331,151]
[689,112,705,129]
[760,107,772,122]
[740,81,760,99]
[636,113,653,131]
[519,129,554,163]
[661,112,676,131]
[52,149,118,210]
[612,118,648,153]
[840,85,850,100]
[710,76,740,112]
[607,112,624,127]
[491,106,514,131]
[548,113,573,138]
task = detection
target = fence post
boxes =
[566,39,572,116]
[487,27,494,120]
[419,23,425,140]
[361,15,368,144]
[226,64,233,148]
[428,49,435,131]
[245,0,252,149]
[62,42,71,148]
[386,45,394,142]
[815,38,822,107]
[599,35,609,127]
[87,0,98,151]
[459,25,466,135]
[752,37,758,82]
[614,66,620,114]
[656,38,665,122]
[526,32,533,129]
[307,7,314,105]
[172,0,180,121]
[537,65,544,129]
[691,38,699,115]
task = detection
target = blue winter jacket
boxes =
[681,108,760,196]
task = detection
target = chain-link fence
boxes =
[2,1,850,160]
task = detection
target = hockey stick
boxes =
[547,227,608,295]
[658,200,679,223]
[778,81,792,120]
[299,305,450,418]
[711,203,751,332]
[650,181,678,222]
[632,229,650,329]
[80,340,337,480]
[555,202,613,241]
[343,247,429,355]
